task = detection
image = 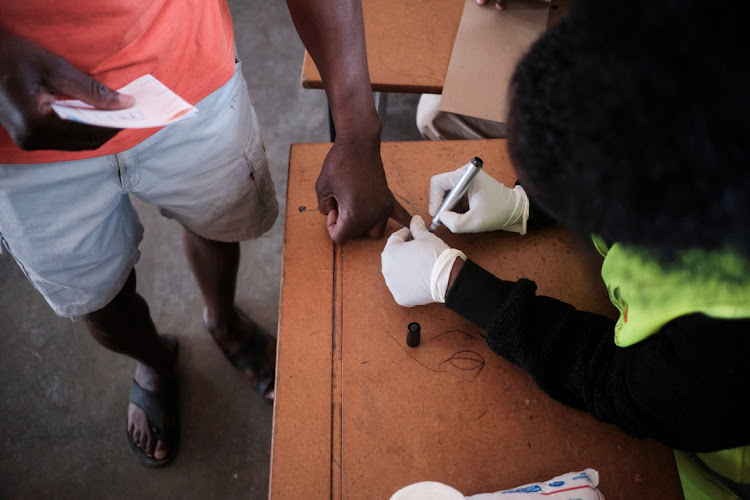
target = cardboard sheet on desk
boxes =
[273,141,683,499]
[440,0,550,123]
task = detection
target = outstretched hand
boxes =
[316,136,411,245]
[0,31,134,151]
[285,0,410,243]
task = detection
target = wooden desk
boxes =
[270,140,683,499]
[301,0,572,93]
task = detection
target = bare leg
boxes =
[83,269,177,460]
[181,227,238,332]
[181,226,275,399]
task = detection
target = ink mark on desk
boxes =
[459,405,488,423]
[439,350,485,379]
[385,329,486,382]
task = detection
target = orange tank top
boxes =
[0,0,236,164]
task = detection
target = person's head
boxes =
[507,0,750,258]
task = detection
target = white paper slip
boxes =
[51,74,198,129]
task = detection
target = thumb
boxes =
[326,209,338,231]
[385,226,411,247]
[409,215,431,239]
[327,210,360,246]
[437,210,468,233]
[50,64,134,110]
[317,191,337,216]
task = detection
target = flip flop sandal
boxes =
[205,307,276,402]
[126,334,179,467]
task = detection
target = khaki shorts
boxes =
[0,62,278,317]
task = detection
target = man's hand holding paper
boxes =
[52,74,197,129]
[0,30,134,151]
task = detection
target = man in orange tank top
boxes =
[0,0,408,466]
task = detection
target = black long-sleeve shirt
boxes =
[445,258,750,452]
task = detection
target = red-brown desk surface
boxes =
[301,0,572,93]
[270,140,683,499]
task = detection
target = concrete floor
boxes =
[0,2,422,498]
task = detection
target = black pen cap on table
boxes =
[406,322,421,348]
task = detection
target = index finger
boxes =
[386,226,412,246]
[389,198,412,228]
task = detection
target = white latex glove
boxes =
[381,215,466,307]
[429,168,530,234]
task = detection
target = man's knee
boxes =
[83,269,137,326]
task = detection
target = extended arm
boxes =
[447,260,750,452]
[285,0,410,244]
[286,0,375,143]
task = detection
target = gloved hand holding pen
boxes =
[382,168,530,306]
[429,167,530,234]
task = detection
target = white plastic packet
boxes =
[391,469,604,500]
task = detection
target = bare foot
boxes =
[203,307,276,400]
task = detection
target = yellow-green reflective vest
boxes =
[593,236,750,499]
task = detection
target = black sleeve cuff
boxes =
[445,259,519,330]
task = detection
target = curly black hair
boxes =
[507,0,750,258]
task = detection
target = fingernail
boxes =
[119,93,135,107]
